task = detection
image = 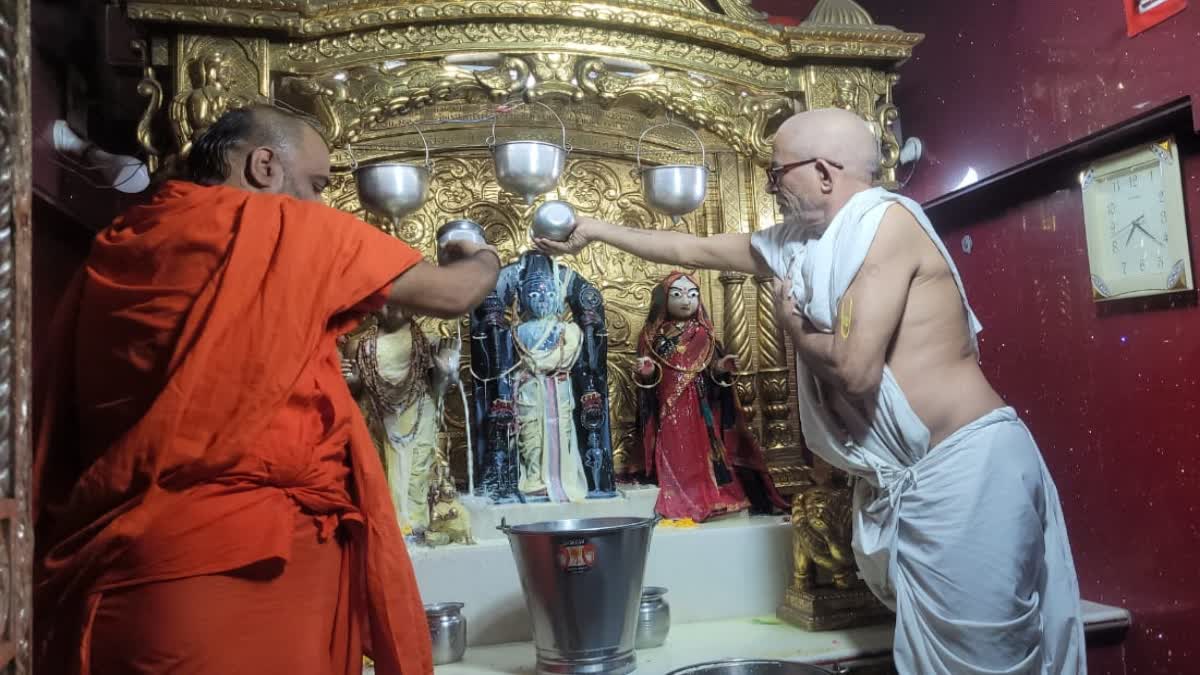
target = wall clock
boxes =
[1082,136,1193,301]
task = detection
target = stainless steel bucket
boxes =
[499,516,658,675]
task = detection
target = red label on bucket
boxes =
[557,541,596,573]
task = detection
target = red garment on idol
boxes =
[636,272,787,522]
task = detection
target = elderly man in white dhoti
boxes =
[535,108,1086,674]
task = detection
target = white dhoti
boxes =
[752,187,1086,674]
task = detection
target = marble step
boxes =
[427,600,1129,675]
[411,513,790,647]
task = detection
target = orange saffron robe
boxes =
[33,181,433,674]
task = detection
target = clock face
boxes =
[1099,161,1170,278]
[1082,137,1193,301]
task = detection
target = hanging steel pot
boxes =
[636,120,709,223]
[489,101,570,204]
[353,124,433,221]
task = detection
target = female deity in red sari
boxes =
[635,272,788,522]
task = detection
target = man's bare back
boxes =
[884,203,1005,447]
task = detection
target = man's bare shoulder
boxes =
[864,203,925,269]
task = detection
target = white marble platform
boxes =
[428,600,1130,675]
[412,513,792,646]
[460,485,659,543]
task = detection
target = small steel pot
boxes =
[425,602,467,665]
[531,200,577,242]
[436,219,488,265]
[635,586,670,649]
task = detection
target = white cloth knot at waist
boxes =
[863,453,918,511]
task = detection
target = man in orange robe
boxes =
[33,106,501,675]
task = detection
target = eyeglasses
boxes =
[766,158,844,190]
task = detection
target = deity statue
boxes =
[777,466,889,632]
[634,272,787,522]
[469,251,615,503]
[170,50,245,156]
[341,305,465,540]
[425,451,475,546]
[789,478,856,591]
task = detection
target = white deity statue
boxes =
[341,305,463,538]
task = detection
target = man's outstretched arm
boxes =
[386,241,501,319]
[775,204,918,399]
[535,216,773,276]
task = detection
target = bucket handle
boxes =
[347,122,433,171]
[635,115,706,175]
[487,101,571,153]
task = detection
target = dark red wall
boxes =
[858,1,1200,203]
[814,1,1199,673]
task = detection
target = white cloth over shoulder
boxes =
[751,188,1086,675]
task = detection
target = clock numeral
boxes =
[1164,232,1169,243]
[1112,240,1119,254]
[1108,202,1118,215]
[1114,181,1122,193]
[1122,262,1127,274]
[1158,256,1165,269]
[1159,190,1165,203]
[1130,174,1139,188]
[1140,260,1147,272]
[1161,210,1167,225]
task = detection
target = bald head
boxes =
[775,108,880,184]
[186,105,331,202]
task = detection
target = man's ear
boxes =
[244,146,281,190]
[817,161,835,194]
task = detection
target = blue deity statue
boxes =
[469,251,615,503]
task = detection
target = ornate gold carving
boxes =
[129,0,923,65]
[754,276,792,452]
[527,53,584,102]
[802,65,902,187]
[874,72,903,186]
[280,57,527,145]
[275,24,791,92]
[768,463,816,493]
[802,0,877,27]
[578,58,790,164]
[170,36,269,154]
[1,0,32,668]
[132,40,164,173]
[779,470,891,631]
[788,479,855,591]
[712,0,766,22]
[718,272,756,436]
[282,53,790,161]
[132,0,790,52]
[170,49,245,154]
[781,28,920,62]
